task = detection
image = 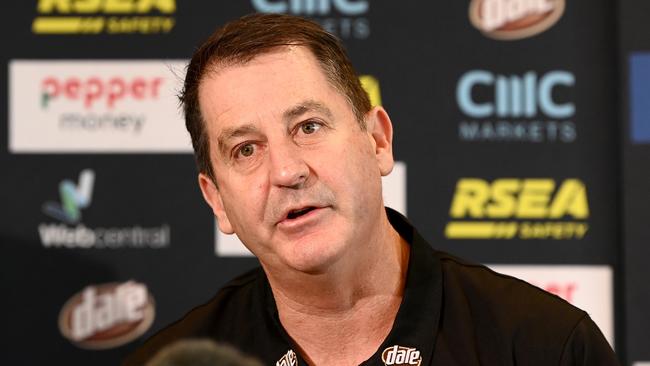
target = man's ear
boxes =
[198,173,234,234]
[365,106,394,176]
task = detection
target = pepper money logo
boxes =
[32,0,176,35]
[39,169,171,249]
[456,69,576,143]
[382,345,422,366]
[252,0,370,39]
[58,281,155,349]
[445,178,589,240]
[469,0,565,40]
[9,60,189,153]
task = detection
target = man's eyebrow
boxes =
[283,100,334,122]
[217,123,259,156]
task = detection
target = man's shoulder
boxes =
[122,267,266,366]
[434,251,596,361]
[436,251,586,326]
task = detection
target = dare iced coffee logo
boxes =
[382,345,422,366]
[58,281,155,349]
[469,0,565,40]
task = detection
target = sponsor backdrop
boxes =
[0,0,639,364]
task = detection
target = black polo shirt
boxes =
[124,209,619,365]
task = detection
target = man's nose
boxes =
[269,143,309,189]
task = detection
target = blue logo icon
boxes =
[630,53,650,143]
[42,169,95,224]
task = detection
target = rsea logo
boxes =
[382,345,422,366]
[469,0,565,40]
[252,0,370,39]
[456,70,576,143]
[39,169,171,249]
[58,281,155,349]
[445,178,589,239]
[10,60,190,153]
[33,0,176,34]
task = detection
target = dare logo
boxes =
[382,345,422,366]
[33,0,176,34]
[445,178,589,239]
[58,281,155,349]
[469,0,565,40]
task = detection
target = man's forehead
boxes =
[198,46,341,128]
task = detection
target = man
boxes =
[125,13,619,366]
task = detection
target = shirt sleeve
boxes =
[559,314,621,366]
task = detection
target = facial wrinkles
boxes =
[265,183,337,226]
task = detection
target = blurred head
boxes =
[180,13,371,182]
[146,339,262,366]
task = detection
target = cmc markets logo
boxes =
[445,178,589,240]
[39,169,170,249]
[252,0,370,39]
[469,0,565,40]
[382,345,422,366]
[456,70,576,143]
[58,281,155,349]
[32,0,176,34]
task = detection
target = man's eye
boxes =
[238,143,255,157]
[300,121,321,134]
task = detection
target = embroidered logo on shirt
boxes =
[382,345,422,366]
[276,349,297,366]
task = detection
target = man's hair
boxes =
[180,13,371,181]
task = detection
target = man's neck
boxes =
[264,214,410,365]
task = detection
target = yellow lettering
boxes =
[38,0,71,13]
[486,179,519,218]
[73,0,102,13]
[516,179,554,218]
[548,179,589,219]
[359,75,382,107]
[105,0,133,13]
[450,179,489,218]
[136,0,176,13]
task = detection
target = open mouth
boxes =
[286,206,317,220]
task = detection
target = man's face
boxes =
[198,46,394,274]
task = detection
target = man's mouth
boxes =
[286,206,317,220]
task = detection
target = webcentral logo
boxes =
[32,0,176,35]
[445,178,589,240]
[39,169,170,249]
[252,0,370,39]
[456,70,576,143]
[42,169,95,224]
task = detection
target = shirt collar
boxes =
[262,207,443,365]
